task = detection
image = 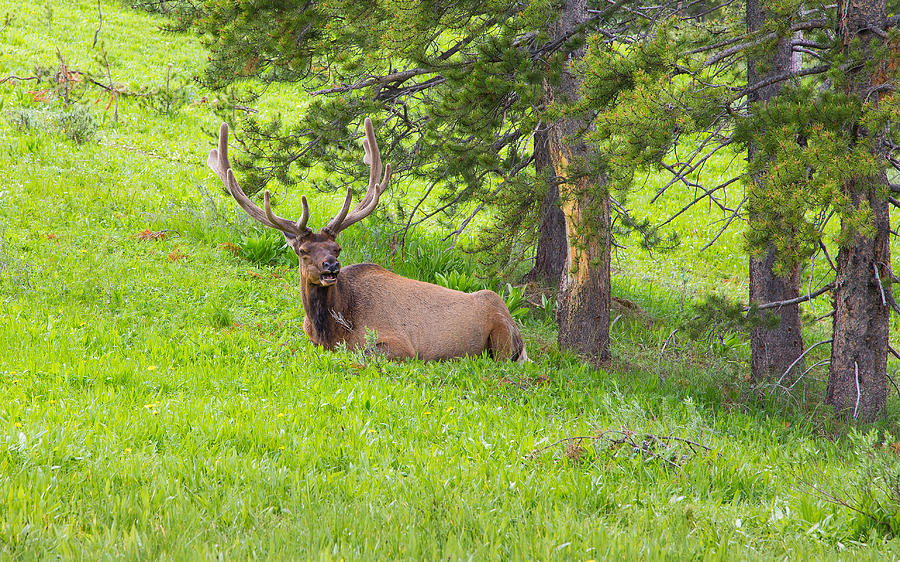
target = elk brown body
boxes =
[207,119,526,362]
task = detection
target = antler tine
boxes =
[363,118,383,191]
[297,195,310,231]
[323,187,354,235]
[206,123,231,183]
[265,190,309,232]
[325,118,391,235]
[329,163,392,235]
[208,123,310,238]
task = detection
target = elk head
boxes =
[206,118,391,286]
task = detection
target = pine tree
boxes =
[547,0,610,360]
[746,0,805,382]
[826,0,893,421]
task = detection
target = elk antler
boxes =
[323,118,392,235]
[207,123,311,238]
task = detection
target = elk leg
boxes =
[374,334,416,360]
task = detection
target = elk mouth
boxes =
[319,271,339,285]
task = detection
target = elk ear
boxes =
[283,231,301,251]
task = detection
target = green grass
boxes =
[1,0,900,559]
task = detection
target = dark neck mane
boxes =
[301,282,348,346]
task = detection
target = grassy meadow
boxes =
[1,1,900,559]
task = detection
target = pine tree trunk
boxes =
[827,0,890,421]
[555,173,611,361]
[828,183,890,421]
[749,253,804,381]
[746,0,805,382]
[546,0,611,361]
[525,126,567,287]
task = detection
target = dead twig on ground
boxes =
[529,429,712,472]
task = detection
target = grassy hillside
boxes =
[1,0,900,558]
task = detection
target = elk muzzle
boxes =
[319,259,340,285]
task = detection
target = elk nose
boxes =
[323,260,340,273]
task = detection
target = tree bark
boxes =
[827,0,890,422]
[525,125,567,287]
[746,0,805,382]
[546,0,611,361]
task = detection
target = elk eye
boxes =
[334,247,341,256]
[298,248,310,256]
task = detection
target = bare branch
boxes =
[786,359,831,390]
[0,75,39,85]
[734,64,831,102]
[776,339,833,387]
[92,0,102,48]
[748,282,837,312]
[310,67,442,96]
[693,19,829,62]
[700,197,745,252]
[884,285,900,316]
[875,262,887,307]
[657,328,679,382]
[818,240,837,272]
[655,174,741,229]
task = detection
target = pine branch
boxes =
[690,19,829,60]
[734,64,831,102]
[375,76,447,102]
[529,4,624,62]
[436,17,498,61]
[310,66,454,96]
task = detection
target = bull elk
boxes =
[206,118,527,362]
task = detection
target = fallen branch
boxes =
[609,313,623,332]
[529,429,713,471]
[657,328,679,382]
[0,75,39,86]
